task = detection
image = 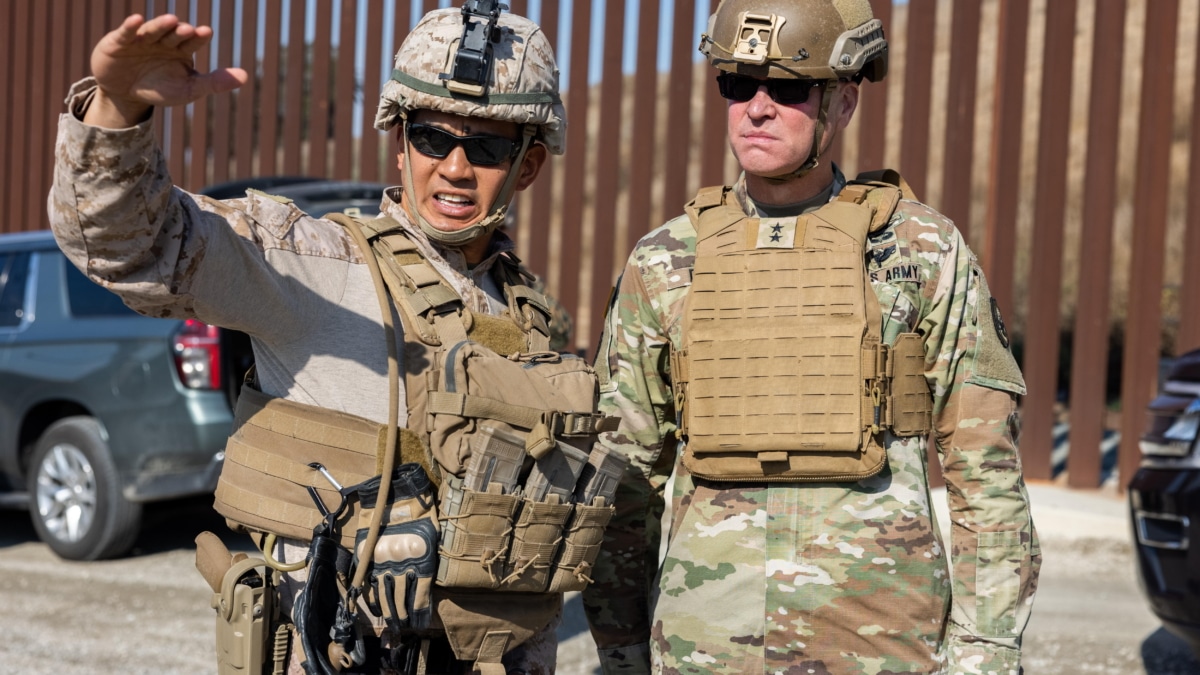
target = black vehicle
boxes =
[1130,348,1200,658]
[199,177,388,218]
[0,231,253,560]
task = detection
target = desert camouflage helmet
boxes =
[700,0,888,82]
[374,7,566,155]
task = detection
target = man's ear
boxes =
[832,81,860,133]
[514,143,548,191]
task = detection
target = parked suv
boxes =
[1130,348,1200,658]
[199,176,387,217]
[0,231,252,560]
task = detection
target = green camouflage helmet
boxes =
[700,0,888,82]
[374,7,566,155]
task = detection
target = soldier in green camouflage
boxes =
[582,1,1040,674]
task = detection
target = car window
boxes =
[64,258,139,317]
[0,251,31,327]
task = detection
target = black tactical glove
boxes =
[354,463,439,632]
[293,528,357,675]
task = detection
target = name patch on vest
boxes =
[871,263,922,284]
[755,218,797,249]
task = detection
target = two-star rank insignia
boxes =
[756,218,796,248]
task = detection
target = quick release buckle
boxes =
[442,0,507,96]
[868,343,892,435]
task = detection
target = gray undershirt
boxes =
[749,181,835,218]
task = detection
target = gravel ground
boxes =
[0,487,1197,674]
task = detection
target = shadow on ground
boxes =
[131,495,255,556]
[1143,626,1200,674]
[0,496,253,557]
[0,508,37,547]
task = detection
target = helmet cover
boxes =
[375,7,567,154]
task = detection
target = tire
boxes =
[26,416,143,560]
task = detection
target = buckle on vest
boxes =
[526,412,559,459]
[870,384,883,435]
[866,342,892,435]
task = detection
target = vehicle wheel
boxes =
[26,416,142,560]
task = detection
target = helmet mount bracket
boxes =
[732,12,785,65]
[441,0,508,97]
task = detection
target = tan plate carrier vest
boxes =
[213,214,618,674]
[671,172,934,482]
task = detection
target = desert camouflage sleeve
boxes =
[911,202,1041,674]
[46,79,347,343]
[582,221,694,674]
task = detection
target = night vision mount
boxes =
[441,0,508,96]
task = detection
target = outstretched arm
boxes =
[85,13,248,128]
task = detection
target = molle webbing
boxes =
[350,214,553,355]
[338,214,559,455]
[682,199,880,454]
[213,385,430,548]
[426,392,615,439]
[674,180,932,481]
[885,333,934,436]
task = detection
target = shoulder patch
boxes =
[871,244,897,267]
[989,297,1011,349]
[967,265,1026,394]
[868,227,897,248]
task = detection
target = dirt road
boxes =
[0,494,1197,674]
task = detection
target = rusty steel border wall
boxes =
[4,0,1198,491]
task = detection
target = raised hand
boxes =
[85,14,248,128]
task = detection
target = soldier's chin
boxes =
[422,214,481,234]
[737,155,805,180]
[751,167,805,183]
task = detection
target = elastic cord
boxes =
[763,80,837,184]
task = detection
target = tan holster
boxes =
[196,531,286,675]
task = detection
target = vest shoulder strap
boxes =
[686,184,729,214]
[328,212,545,352]
[838,169,917,234]
[685,185,753,242]
[853,168,918,200]
[493,253,553,352]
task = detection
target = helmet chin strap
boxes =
[762,80,837,185]
[401,120,537,247]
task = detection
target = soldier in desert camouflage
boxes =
[582,1,1040,673]
[49,6,573,674]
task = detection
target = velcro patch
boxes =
[666,266,693,290]
[871,244,897,266]
[990,297,1011,348]
[870,263,922,284]
[756,218,796,249]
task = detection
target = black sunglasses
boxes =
[716,72,823,105]
[406,123,521,166]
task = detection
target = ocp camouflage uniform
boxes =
[583,168,1040,675]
